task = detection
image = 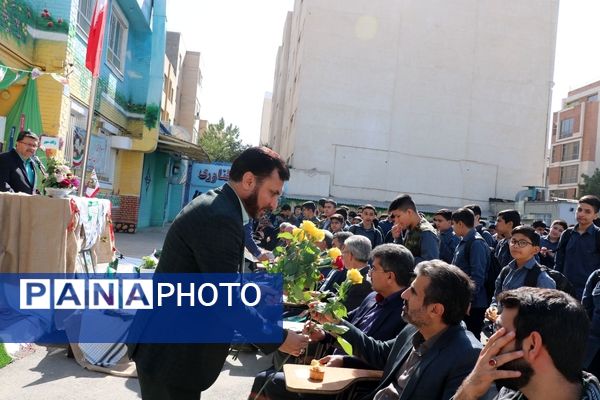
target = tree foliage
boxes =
[198,118,250,162]
[579,168,600,197]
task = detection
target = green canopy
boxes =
[3,77,43,150]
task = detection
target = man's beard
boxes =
[243,187,270,219]
[496,343,534,391]
[401,304,427,328]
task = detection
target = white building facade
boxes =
[267,0,559,212]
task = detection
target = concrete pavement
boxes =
[1,227,274,399]
[0,344,272,399]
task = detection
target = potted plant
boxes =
[138,255,158,274]
[42,157,80,198]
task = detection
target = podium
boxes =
[0,192,114,273]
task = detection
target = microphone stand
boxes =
[32,156,48,178]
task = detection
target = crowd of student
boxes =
[246,193,600,400]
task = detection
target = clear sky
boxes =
[166,0,600,146]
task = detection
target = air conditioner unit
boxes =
[110,136,132,150]
[100,120,120,135]
[168,158,189,185]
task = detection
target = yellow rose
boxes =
[328,248,342,259]
[313,229,325,242]
[300,220,317,233]
[347,268,363,285]
[292,227,302,237]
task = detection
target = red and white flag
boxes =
[85,168,100,198]
[85,0,108,77]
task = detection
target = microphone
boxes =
[32,155,48,177]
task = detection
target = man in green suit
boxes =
[131,147,309,399]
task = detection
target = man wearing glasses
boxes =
[0,130,40,194]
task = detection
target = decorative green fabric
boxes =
[3,77,43,149]
[0,65,27,90]
[0,343,11,368]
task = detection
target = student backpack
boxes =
[496,262,576,298]
[463,236,496,302]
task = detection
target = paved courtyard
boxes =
[1,227,272,399]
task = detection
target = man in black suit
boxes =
[320,260,483,400]
[130,147,309,399]
[0,130,40,194]
[342,243,413,342]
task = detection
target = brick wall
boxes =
[112,195,140,233]
[559,105,581,135]
[551,144,563,163]
[547,166,560,185]
[582,101,599,162]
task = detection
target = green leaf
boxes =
[278,232,294,240]
[283,260,299,276]
[331,302,348,320]
[322,322,349,335]
[290,285,305,304]
[337,337,353,356]
[274,246,285,255]
[317,257,332,266]
[303,291,313,302]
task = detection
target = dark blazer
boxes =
[342,323,482,400]
[342,266,373,312]
[347,290,406,341]
[129,184,281,392]
[0,149,35,194]
[318,268,347,292]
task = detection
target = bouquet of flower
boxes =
[265,220,336,303]
[310,268,364,355]
[42,157,80,190]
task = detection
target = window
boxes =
[77,0,94,36]
[561,141,580,162]
[107,4,128,74]
[559,118,574,139]
[550,190,568,199]
[559,165,579,184]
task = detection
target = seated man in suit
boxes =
[250,243,415,400]
[319,260,482,400]
[0,130,41,194]
[319,232,354,293]
[316,243,414,352]
[316,234,373,310]
[336,235,373,312]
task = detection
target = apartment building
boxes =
[547,80,600,199]
[266,0,559,212]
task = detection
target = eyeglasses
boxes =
[17,141,38,149]
[509,238,533,248]
[368,265,388,275]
